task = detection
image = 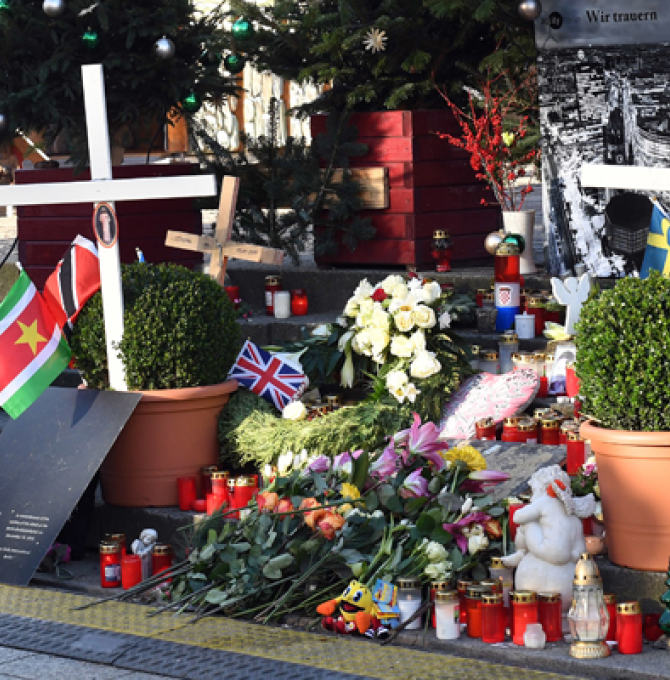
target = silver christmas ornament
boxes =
[0,113,7,134]
[518,0,542,21]
[43,0,66,18]
[485,230,505,256]
[154,36,176,60]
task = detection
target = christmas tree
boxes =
[217,0,537,113]
[0,0,236,163]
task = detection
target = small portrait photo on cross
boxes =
[93,202,118,248]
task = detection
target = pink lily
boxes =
[332,450,363,475]
[369,443,399,479]
[399,469,430,499]
[404,413,446,471]
[468,470,510,483]
[443,511,491,553]
[306,455,330,474]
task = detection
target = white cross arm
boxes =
[581,163,670,192]
[0,174,217,207]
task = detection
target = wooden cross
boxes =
[165,175,284,285]
[0,65,218,391]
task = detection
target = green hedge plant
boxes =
[576,270,670,431]
[71,263,240,391]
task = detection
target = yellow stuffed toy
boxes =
[316,580,389,638]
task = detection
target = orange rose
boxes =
[277,497,295,517]
[300,498,327,529]
[257,491,279,512]
[484,518,502,539]
[318,512,346,540]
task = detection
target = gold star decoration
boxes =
[363,28,387,53]
[15,320,47,355]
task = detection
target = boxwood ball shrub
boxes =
[576,270,670,431]
[71,263,240,390]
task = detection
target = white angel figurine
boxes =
[551,273,591,336]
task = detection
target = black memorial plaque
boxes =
[0,387,141,585]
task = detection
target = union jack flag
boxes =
[228,340,307,410]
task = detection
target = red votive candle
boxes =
[525,297,545,337]
[121,555,143,590]
[481,592,505,643]
[475,417,496,441]
[511,591,538,645]
[508,503,526,542]
[457,579,476,625]
[604,593,617,641]
[177,476,197,512]
[560,420,579,445]
[538,592,562,642]
[539,418,560,446]
[501,417,520,443]
[200,465,217,498]
[290,288,309,316]
[475,288,487,308]
[192,498,207,513]
[152,544,173,578]
[103,533,127,557]
[431,580,450,628]
[206,492,226,516]
[224,285,240,309]
[516,419,537,444]
[231,475,258,518]
[466,586,488,638]
[617,602,643,654]
[566,363,580,397]
[99,542,121,588]
[211,471,230,506]
[566,432,586,475]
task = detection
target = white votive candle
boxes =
[273,291,291,319]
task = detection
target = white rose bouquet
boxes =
[338,274,471,406]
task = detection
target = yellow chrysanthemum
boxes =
[440,445,487,472]
[338,482,364,515]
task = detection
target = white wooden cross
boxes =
[165,176,284,285]
[0,64,218,391]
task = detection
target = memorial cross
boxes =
[0,64,218,391]
[165,176,284,285]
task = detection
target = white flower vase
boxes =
[503,210,536,275]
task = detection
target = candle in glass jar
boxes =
[515,312,535,339]
[431,580,450,627]
[274,291,291,319]
[211,471,230,505]
[177,476,197,512]
[539,418,560,446]
[525,296,545,337]
[538,592,562,642]
[397,577,423,629]
[121,554,143,590]
[265,275,282,316]
[481,592,505,643]
[99,541,121,588]
[103,533,127,557]
[470,345,480,371]
[200,465,217,497]
[560,420,579,445]
[512,591,538,645]
[475,417,496,441]
[516,419,537,444]
[466,585,490,638]
[151,543,173,578]
[499,333,519,374]
[616,602,643,654]
[604,593,617,641]
[567,432,586,475]
[501,417,520,443]
[291,288,309,316]
[489,557,514,607]
[457,579,476,625]
[479,351,499,374]
[476,289,487,308]
[434,590,460,640]
[512,351,535,372]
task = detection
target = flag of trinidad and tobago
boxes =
[0,268,71,419]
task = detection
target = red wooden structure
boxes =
[311,110,501,268]
[15,163,203,289]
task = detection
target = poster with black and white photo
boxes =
[535,0,670,276]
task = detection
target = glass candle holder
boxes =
[200,465,217,498]
[397,576,423,629]
[516,419,537,444]
[499,333,519,374]
[476,289,487,308]
[512,351,535,372]
[538,592,563,642]
[523,622,546,649]
[434,590,460,640]
[211,471,230,502]
[616,602,643,654]
[512,591,538,645]
[231,475,258,520]
[274,291,291,319]
[475,417,496,441]
[470,345,480,371]
[534,351,548,397]
[525,296,545,337]
[431,229,454,272]
[489,557,514,607]
[515,312,535,339]
[177,476,197,512]
[431,580,450,628]
[466,585,491,638]
[479,351,499,374]
[539,418,560,446]
[604,593,617,642]
[567,432,586,475]
[99,541,122,588]
[481,592,505,643]
[501,416,520,443]
[457,579,477,625]
[224,285,240,309]
[151,543,173,578]
[103,533,127,557]
[121,554,143,590]
[291,288,309,316]
[265,275,282,316]
[560,420,579,446]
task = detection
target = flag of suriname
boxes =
[0,268,71,419]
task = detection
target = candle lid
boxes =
[325,394,342,405]
[200,465,218,475]
[476,288,488,295]
[496,242,519,256]
[534,407,552,419]
[433,229,450,239]
[517,419,537,432]
[104,533,125,543]
[603,593,616,605]
[567,431,584,442]
[99,542,120,554]
[466,585,491,599]
[152,543,172,556]
[573,553,602,586]
[211,471,229,480]
[541,418,560,429]
[511,590,537,604]
[499,334,519,344]
[476,417,495,428]
[527,296,544,308]
[483,351,499,361]
[479,579,502,592]
[265,275,282,285]
[235,475,257,487]
[512,352,535,363]
[538,592,562,603]
[457,579,477,592]
[503,416,519,427]
[489,557,506,569]
[431,580,450,590]
[435,590,459,603]
[616,601,641,615]
[396,576,421,589]
[482,592,504,605]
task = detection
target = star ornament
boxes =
[363,28,387,53]
[15,319,47,355]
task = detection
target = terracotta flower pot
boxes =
[100,379,238,507]
[580,420,670,571]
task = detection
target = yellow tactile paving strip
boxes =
[0,585,582,679]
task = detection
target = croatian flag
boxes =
[228,340,307,410]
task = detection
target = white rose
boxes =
[423,281,442,304]
[368,328,390,355]
[390,282,409,300]
[410,350,441,379]
[424,563,448,580]
[413,305,437,329]
[356,299,375,327]
[381,275,405,295]
[390,335,415,358]
[386,370,409,391]
[282,401,307,421]
[352,329,372,356]
[394,310,415,333]
[353,279,374,300]
[408,277,423,292]
[371,306,390,331]
[468,533,489,555]
[409,329,426,353]
[425,541,448,563]
[405,382,420,403]
[343,298,359,317]
[439,311,452,329]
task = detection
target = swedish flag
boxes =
[640,204,670,278]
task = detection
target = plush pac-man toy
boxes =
[316,580,389,638]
